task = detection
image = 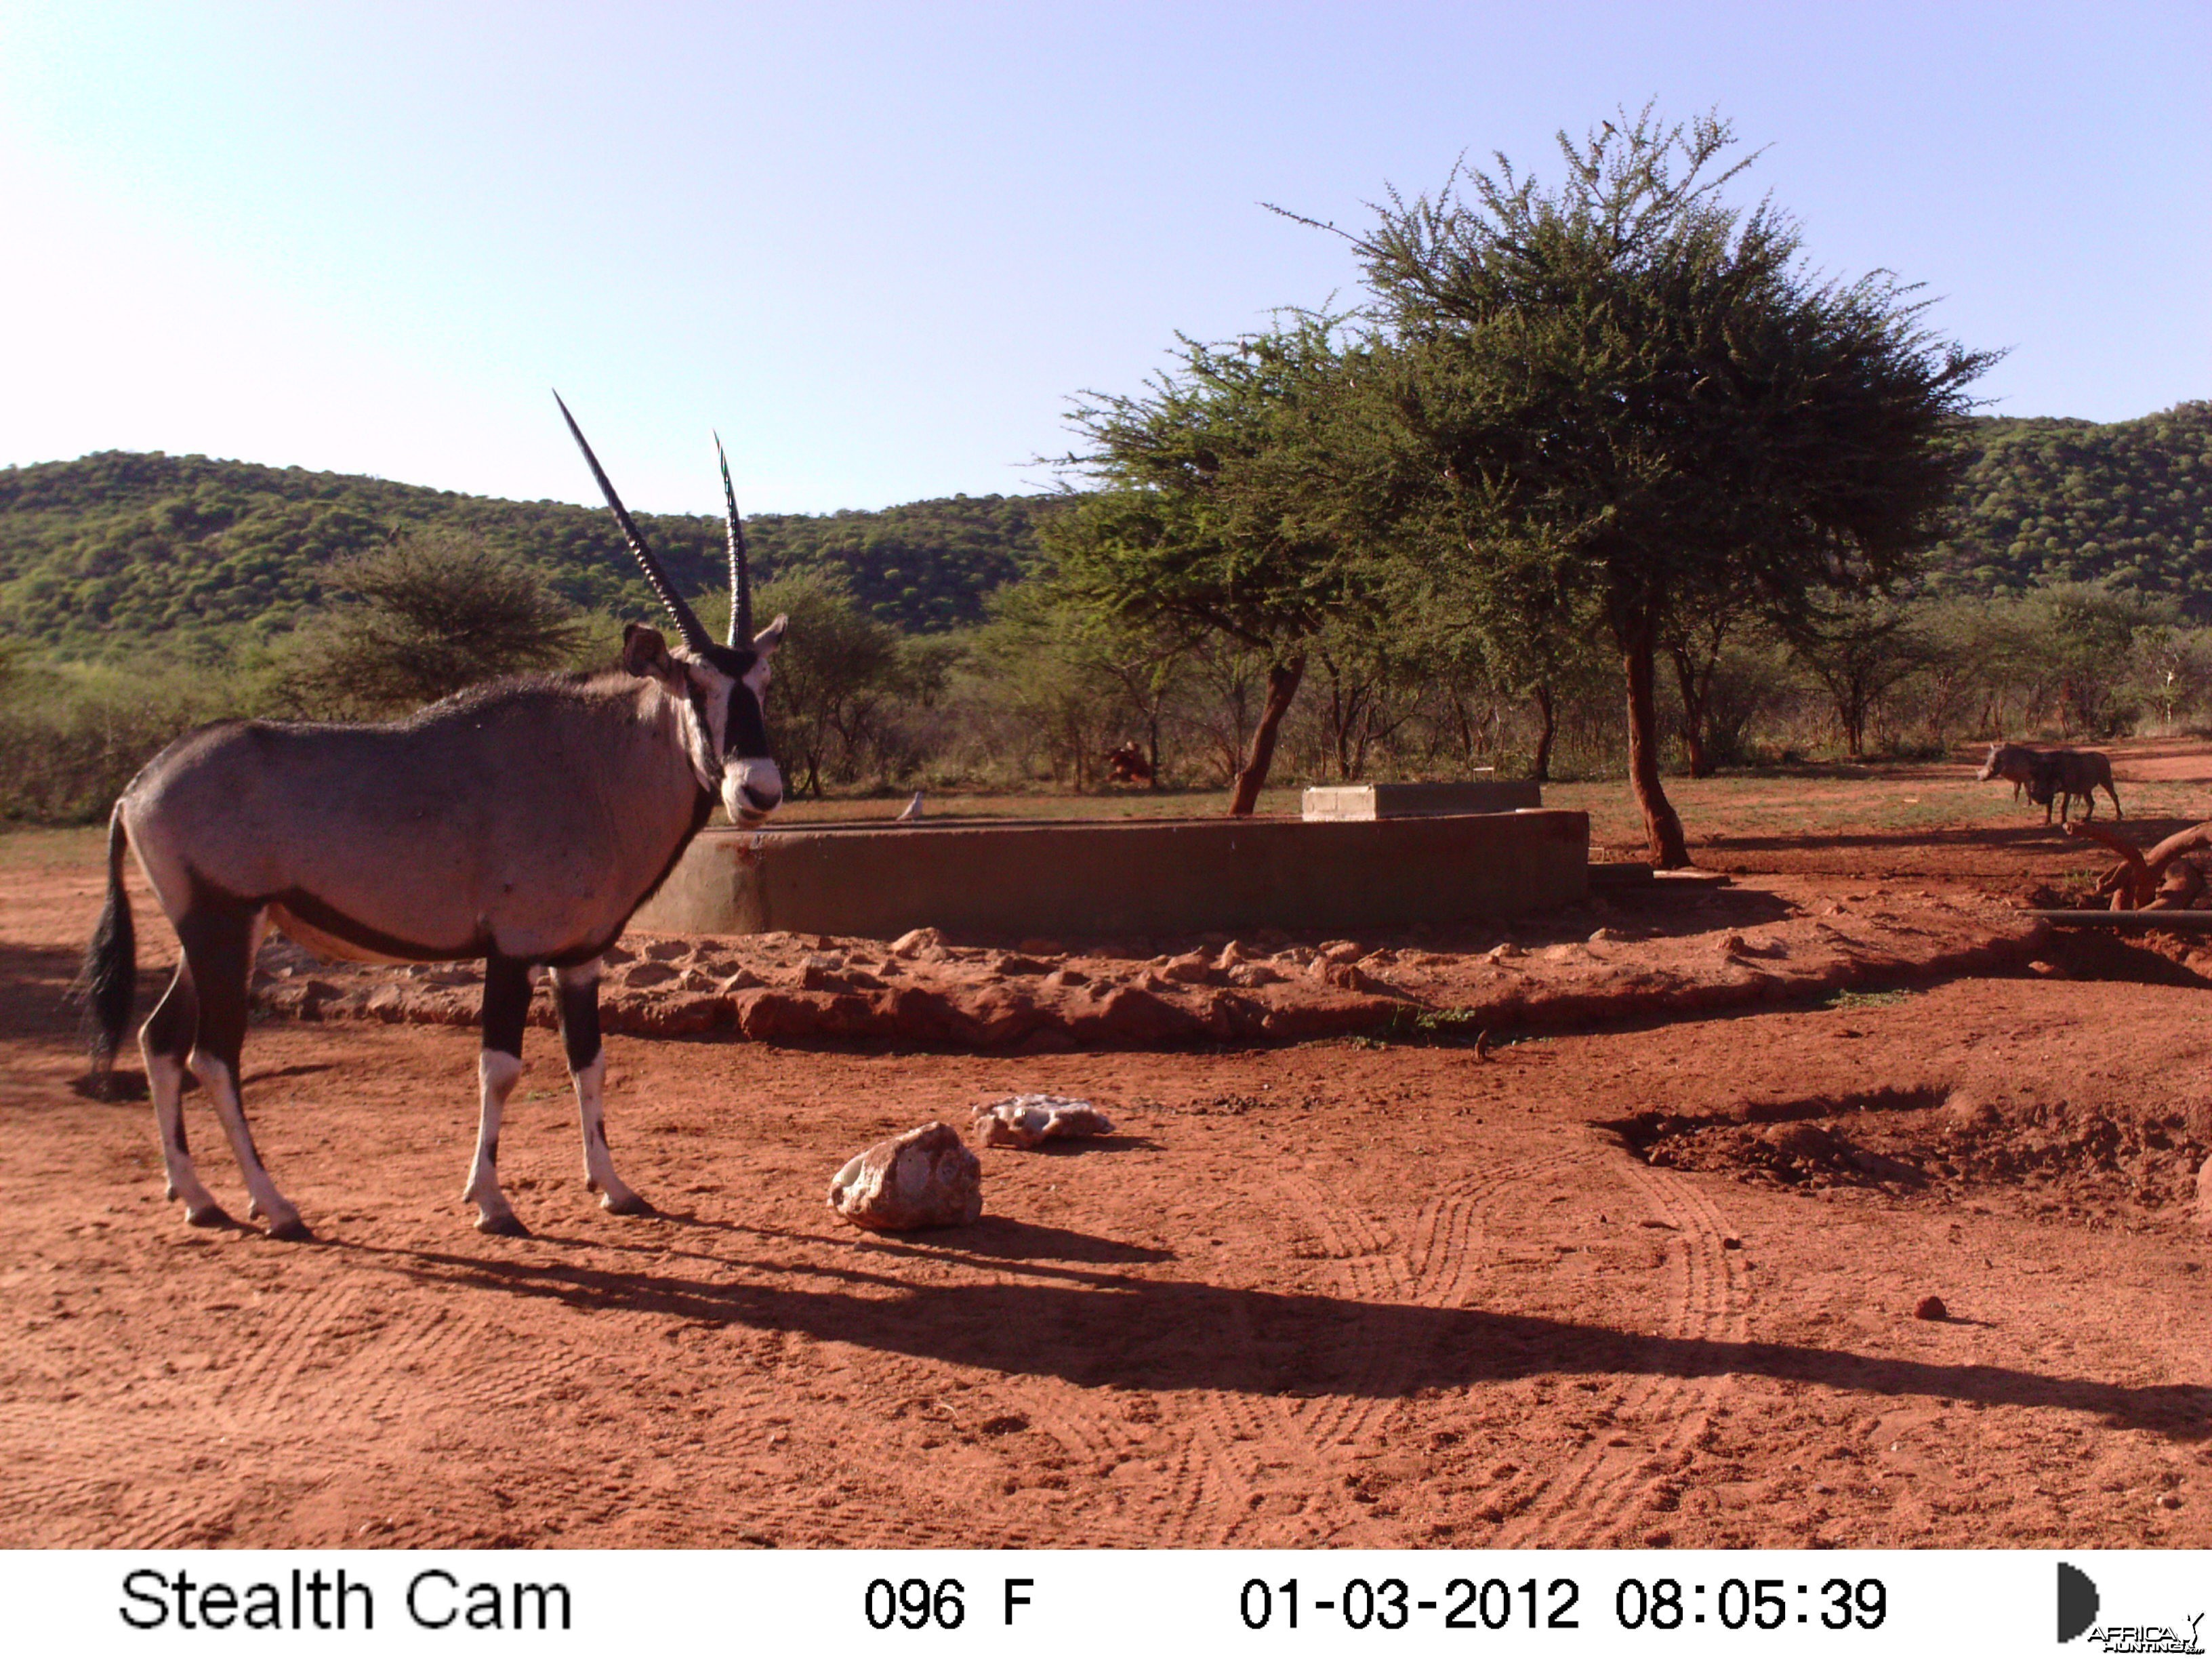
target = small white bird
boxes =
[895,790,925,823]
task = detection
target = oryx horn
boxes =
[715,431,752,647]
[554,391,714,657]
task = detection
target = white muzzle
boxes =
[723,758,784,827]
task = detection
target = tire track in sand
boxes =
[1160,1151,1597,1544]
[1493,1154,1748,1547]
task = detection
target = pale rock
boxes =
[971,1094,1115,1149]
[827,1123,983,1231]
[1161,951,1214,984]
[1318,940,1364,964]
[890,927,945,957]
[1761,1122,1837,1160]
[642,939,691,962]
[1942,1091,2000,1131]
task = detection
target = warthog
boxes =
[1976,741,2040,803]
[1980,742,2121,824]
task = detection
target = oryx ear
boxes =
[752,613,789,659]
[621,623,682,687]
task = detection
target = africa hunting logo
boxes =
[2060,1563,2206,1653]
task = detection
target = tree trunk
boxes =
[1146,712,1162,792]
[1623,626,1691,867]
[1669,642,1717,777]
[1530,682,1556,783]
[1229,654,1305,816]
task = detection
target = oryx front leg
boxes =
[141,964,228,1227]
[466,956,533,1235]
[553,960,649,1216]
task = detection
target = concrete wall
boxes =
[631,809,1589,940]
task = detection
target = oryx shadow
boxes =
[349,1237,2212,1440]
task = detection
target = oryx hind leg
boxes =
[553,959,649,1216]
[141,962,228,1227]
[465,955,532,1236]
[180,904,308,1240]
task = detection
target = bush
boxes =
[0,660,253,823]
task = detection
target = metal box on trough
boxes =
[1301,780,1542,819]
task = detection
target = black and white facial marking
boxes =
[682,620,788,827]
[619,618,785,821]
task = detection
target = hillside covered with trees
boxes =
[5,404,2208,663]
[1927,401,2212,609]
[0,450,1051,656]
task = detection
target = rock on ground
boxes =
[972,1094,1115,1149]
[827,1122,983,1231]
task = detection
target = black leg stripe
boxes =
[482,956,533,1059]
[556,977,602,1073]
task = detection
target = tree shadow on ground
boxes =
[1701,822,2196,857]
[343,1235,2211,1440]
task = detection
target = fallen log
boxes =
[2063,819,2212,910]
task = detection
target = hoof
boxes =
[184,1202,233,1229]
[601,1191,656,1217]
[475,1211,530,1237]
[264,1215,314,1242]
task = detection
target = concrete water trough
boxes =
[630,808,1590,940]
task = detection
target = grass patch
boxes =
[1820,988,1915,1012]
[1349,1009,1555,1048]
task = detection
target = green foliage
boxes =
[1047,319,1385,658]
[273,528,589,718]
[0,659,254,823]
[0,451,1048,657]
[1783,593,1931,759]
[1928,403,2212,613]
[1357,108,1991,637]
[1347,106,1992,859]
[750,568,905,797]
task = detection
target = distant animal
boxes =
[1975,741,2041,804]
[895,790,925,823]
[1981,741,2121,823]
[2024,749,2123,824]
[81,396,787,1239]
[1105,742,1153,785]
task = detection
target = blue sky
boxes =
[1,1,2205,514]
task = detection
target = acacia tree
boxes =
[279,527,586,716]
[1785,592,1928,758]
[1047,320,1387,814]
[750,568,905,796]
[1339,108,1994,864]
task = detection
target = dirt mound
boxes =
[247,876,2051,1050]
[1612,1088,2209,1223]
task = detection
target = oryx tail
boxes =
[83,806,138,1083]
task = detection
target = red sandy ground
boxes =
[5,745,2212,1550]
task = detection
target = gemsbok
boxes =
[82,396,786,1238]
